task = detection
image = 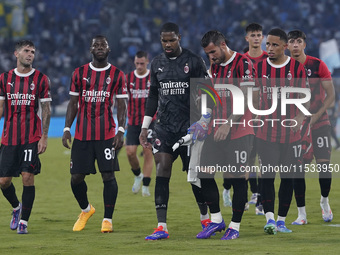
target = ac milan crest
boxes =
[106,76,111,84]
[155,138,161,146]
[184,64,189,73]
[287,72,292,80]
[30,82,35,90]
[307,69,312,76]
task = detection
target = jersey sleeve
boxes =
[0,73,5,100]
[144,60,159,117]
[125,73,131,98]
[115,71,128,98]
[39,75,52,102]
[319,60,332,81]
[69,69,80,96]
[196,56,209,78]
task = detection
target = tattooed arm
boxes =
[38,101,51,154]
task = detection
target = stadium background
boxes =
[0,1,340,111]
[0,0,339,139]
[0,1,339,254]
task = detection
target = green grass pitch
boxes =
[0,138,339,254]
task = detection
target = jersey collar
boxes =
[134,69,150,79]
[14,68,35,77]
[267,57,290,68]
[89,62,111,71]
[220,52,237,66]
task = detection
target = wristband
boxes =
[63,127,70,133]
[141,116,152,129]
[118,126,125,133]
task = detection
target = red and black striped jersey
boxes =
[244,51,268,65]
[210,52,255,140]
[70,62,128,141]
[0,68,51,145]
[303,55,332,130]
[126,70,151,126]
[255,57,309,143]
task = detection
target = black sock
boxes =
[103,178,118,219]
[155,176,170,223]
[132,168,141,177]
[319,162,332,197]
[319,178,332,197]
[71,180,89,210]
[143,177,151,186]
[231,178,247,223]
[21,186,35,221]
[191,184,208,216]
[223,178,232,190]
[201,178,220,214]
[278,178,293,217]
[261,178,275,213]
[256,178,262,206]
[249,178,258,194]
[293,178,306,207]
[1,183,20,208]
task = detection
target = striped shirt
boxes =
[0,68,51,145]
[70,62,128,141]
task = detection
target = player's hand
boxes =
[309,113,319,127]
[291,115,304,133]
[139,128,151,149]
[62,131,72,149]
[188,120,208,144]
[113,131,124,150]
[38,134,48,154]
[214,123,230,142]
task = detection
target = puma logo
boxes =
[158,67,164,72]
[83,77,90,82]
[263,74,270,79]
[8,82,14,87]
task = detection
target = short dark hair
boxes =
[135,51,148,58]
[201,30,227,48]
[287,30,307,41]
[91,35,108,45]
[160,22,179,35]
[15,40,35,51]
[245,23,263,33]
[268,28,288,43]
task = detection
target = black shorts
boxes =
[126,123,154,146]
[199,134,254,178]
[0,142,41,177]
[70,138,120,175]
[312,125,331,161]
[257,138,302,178]
[151,126,190,171]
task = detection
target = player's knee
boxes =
[101,172,115,182]
[0,178,12,189]
[22,173,34,186]
[126,146,137,157]
[71,174,85,185]
[318,161,332,179]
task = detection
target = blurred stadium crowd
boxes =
[0,0,340,114]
